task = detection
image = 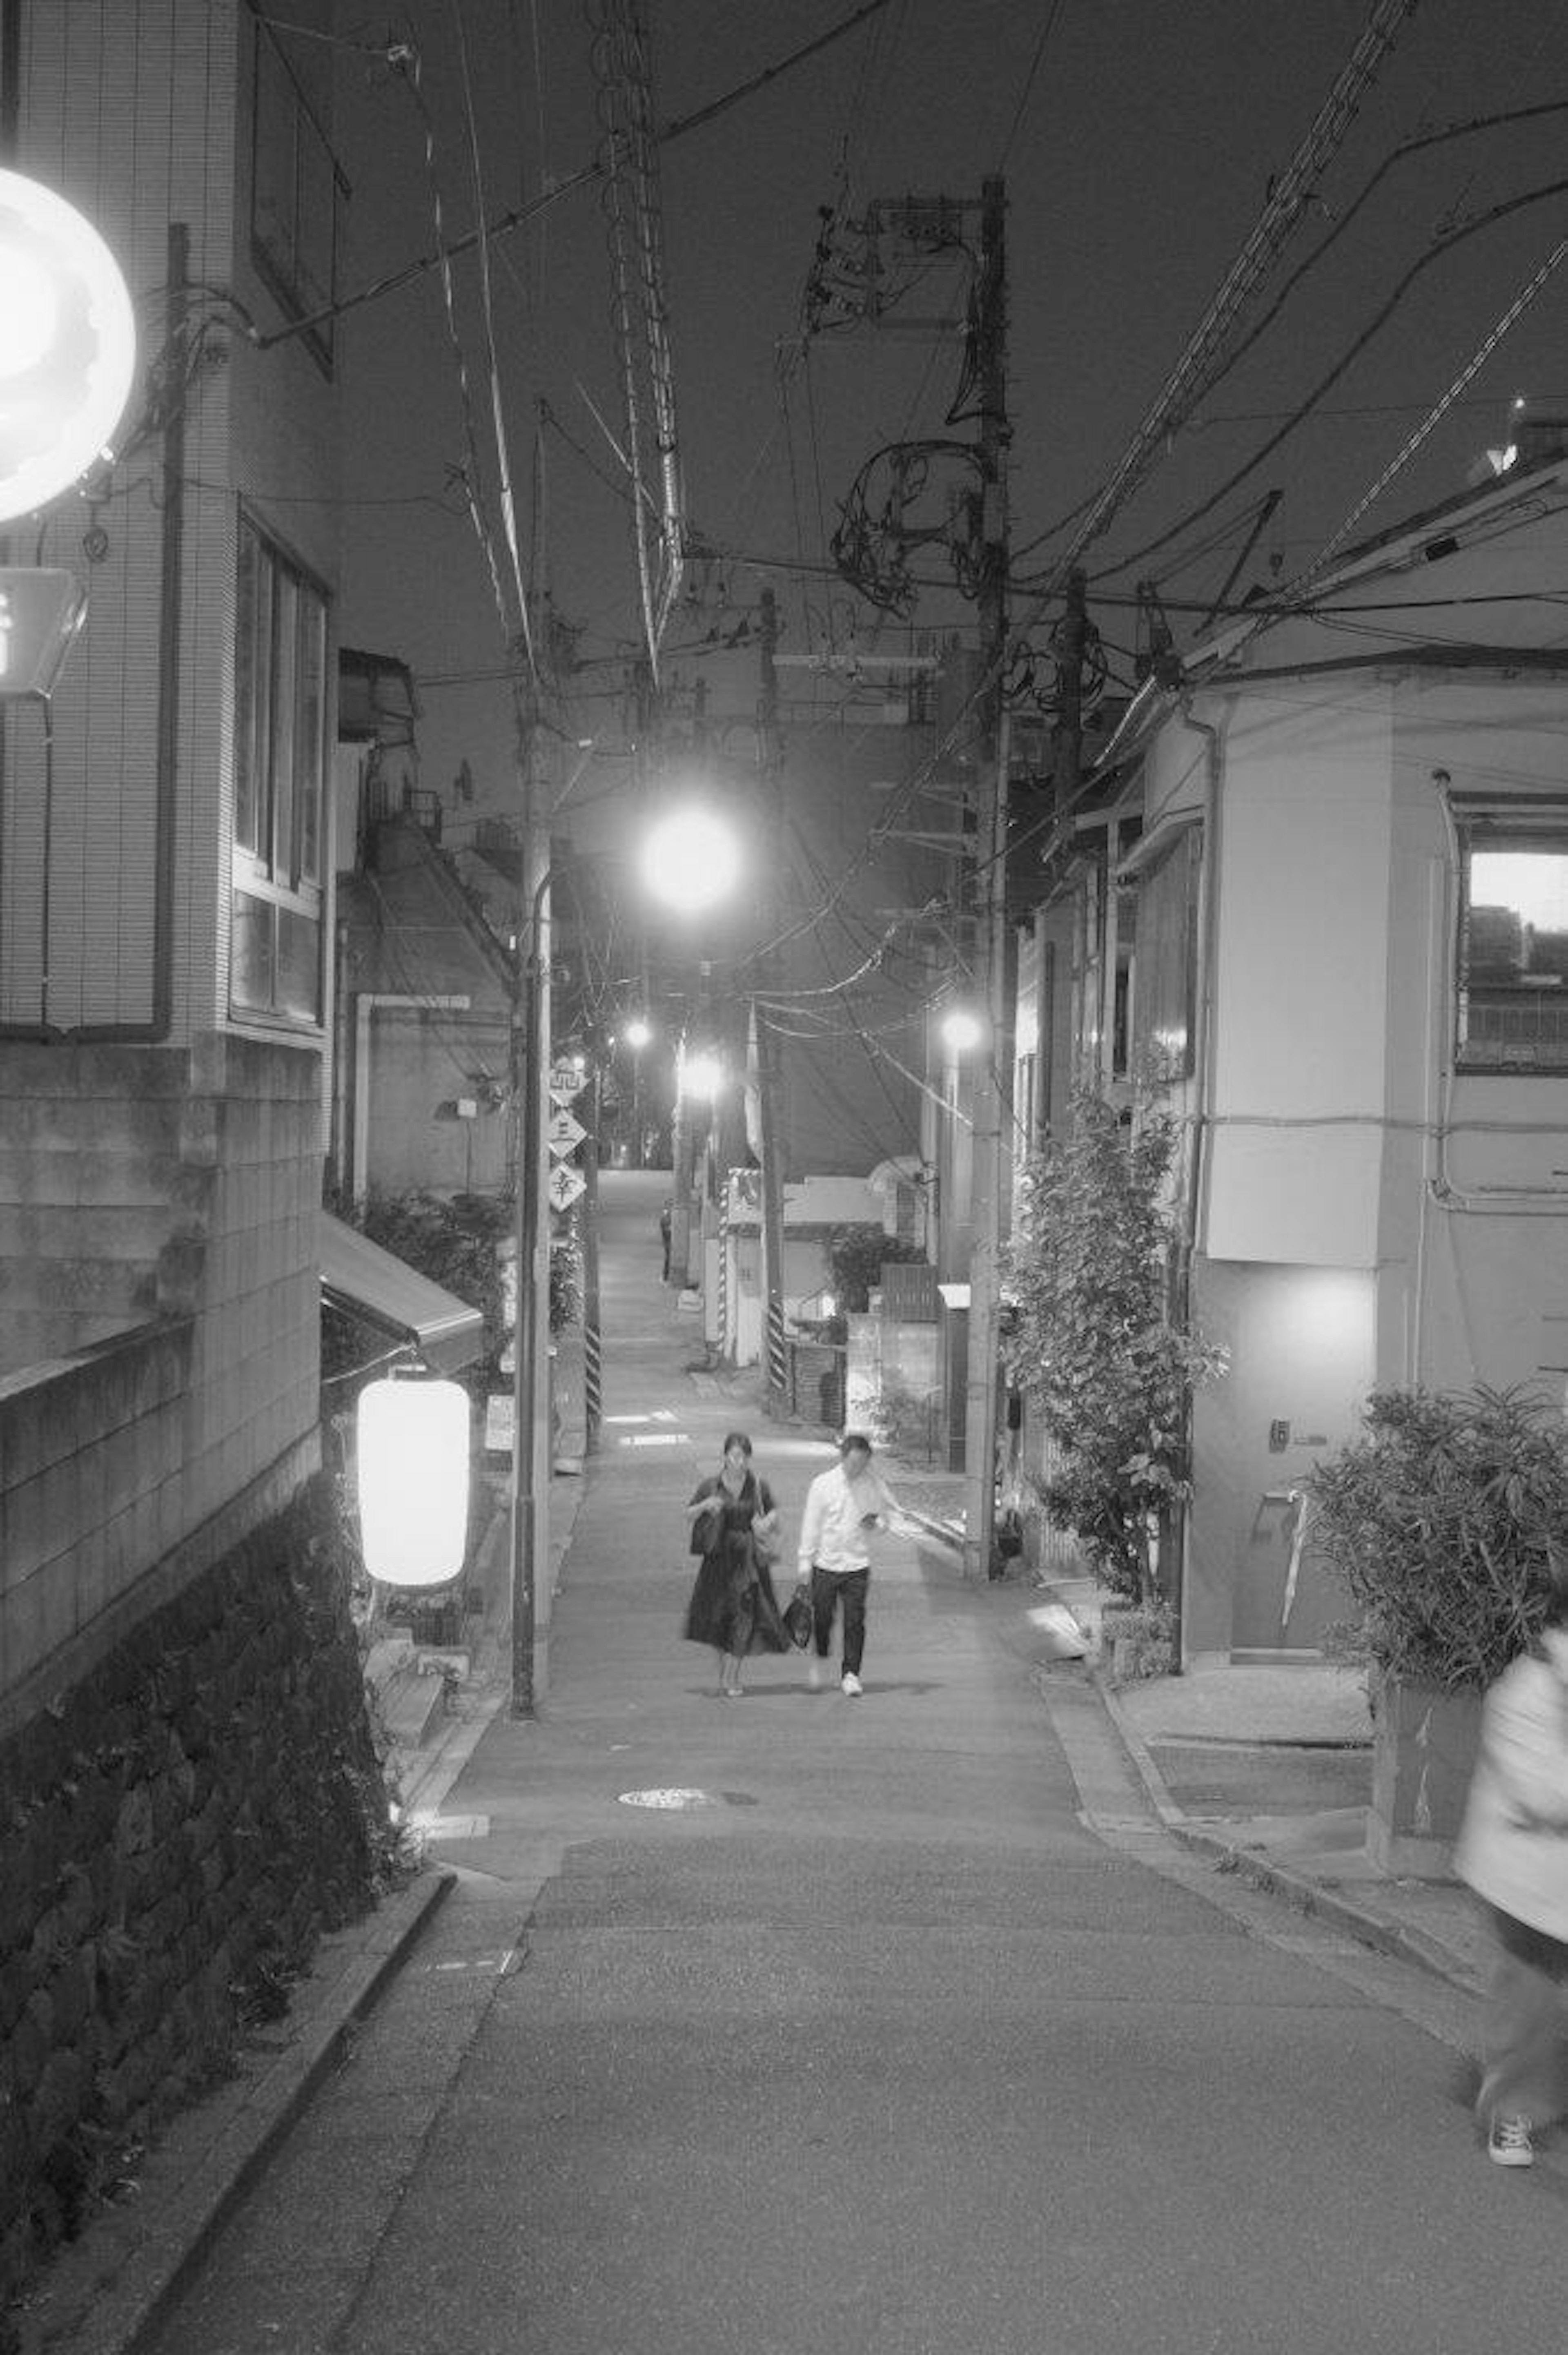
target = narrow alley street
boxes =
[131,1175,1561,2355]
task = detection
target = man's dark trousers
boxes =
[810,1564,869,1676]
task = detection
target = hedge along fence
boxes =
[0,1473,397,2318]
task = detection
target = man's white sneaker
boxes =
[841,1672,863,1697]
[1488,2116,1534,2168]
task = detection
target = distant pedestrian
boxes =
[1453,1571,1568,2168]
[659,1198,673,1280]
[683,1432,788,1697]
[795,1432,902,1697]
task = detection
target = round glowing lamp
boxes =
[0,169,137,525]
[940,1007,984,1055]
[679,1049,722,1102]
[641,807,742,915]
[356,1375,471,1588]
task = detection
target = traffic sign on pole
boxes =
[548,1060,586,1104]
[547,1162,587,1211]
[546,1108,587,1156]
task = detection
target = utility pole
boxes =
[755,586,789,1413]
[580,1060,603,1453]
[509,697,553,1716]
[960,175,1012,1582]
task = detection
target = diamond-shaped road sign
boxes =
[546,1108,587,1156]
[547,1162,587,1211]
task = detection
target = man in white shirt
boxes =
[796,1432,901,1696]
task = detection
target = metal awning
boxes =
[319,1212,485,1374]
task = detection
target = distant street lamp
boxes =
[510,811,740,1715]
[619,1015,653,1168]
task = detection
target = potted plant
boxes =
[1305,1384,1568,1875]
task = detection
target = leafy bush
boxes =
[1002,1088,1225,1605]
[824,1225,926,1314]
[1305,1384,1568,1693]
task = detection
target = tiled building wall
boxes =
[0,1033,323,1715]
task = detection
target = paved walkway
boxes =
[885,1471,1487,1995]
[20,1171,1499,2352]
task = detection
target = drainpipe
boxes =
[352,992,470,1202]
[1172,697,1225,1661]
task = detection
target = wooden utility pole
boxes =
[755,586,789,1412]
[960,175,1012,1582]
[509,696,552,1715]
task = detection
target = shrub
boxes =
[1002,1088,1225,1605]
[824,1226,926,1314]
[1305,1384,1568,1693]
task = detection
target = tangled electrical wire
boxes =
[830,438,985,612]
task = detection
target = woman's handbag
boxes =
[782,1582,813,1649]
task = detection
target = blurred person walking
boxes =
[1454,1572,1568,2167]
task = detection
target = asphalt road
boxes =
[136,1175,1564,2355]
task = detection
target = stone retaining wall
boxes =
[0,1474,390,2316]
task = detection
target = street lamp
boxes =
[510,811,741,1716]
[940,1006,985,1056]
[619,1015,652,1169]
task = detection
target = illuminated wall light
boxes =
[356,1376,471,1588]
[0,169,137,525]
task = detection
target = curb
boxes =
[27,1869,454,2355]
[1088,1671,1485,2000]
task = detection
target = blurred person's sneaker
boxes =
[841,1672,863,1697]
[807,1658,829,1689]
[1488,2117,1534,2167]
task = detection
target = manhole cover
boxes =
[618,1788,719,1811]
[616,1788,758,1811]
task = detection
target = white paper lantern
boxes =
[356,1377,471,1588]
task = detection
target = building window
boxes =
[232,517,328,1026]
[1117,823,1200,1083]
[249,2,345,367]
[1457,813,1568,1072]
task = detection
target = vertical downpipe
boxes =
[150,223,188,1039]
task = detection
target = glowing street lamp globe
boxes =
[940,1007,985,1055]
[640,807,742,915]
[0,170,137,525]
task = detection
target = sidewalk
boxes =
[19,1260,1490,2351]
[880,1456,1487,1998]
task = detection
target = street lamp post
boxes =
[509,806,742,1717]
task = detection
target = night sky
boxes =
[327,2,1568,833]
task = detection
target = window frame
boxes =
[247,2,347,371]
[1115,819,1201,1086]
[232,514,330,1030]
[1455,804,1568,1076]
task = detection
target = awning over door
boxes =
[319,1212,485,1374]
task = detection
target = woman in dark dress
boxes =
[684,1431,788,1695]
